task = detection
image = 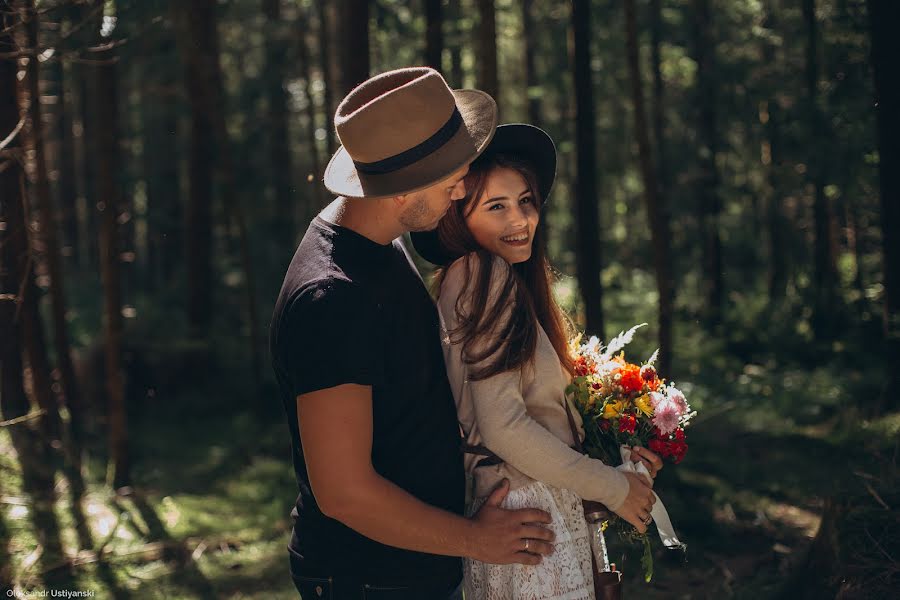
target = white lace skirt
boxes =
[464,480,595,600]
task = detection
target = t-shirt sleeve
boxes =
[276,279,386,398]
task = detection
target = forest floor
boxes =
[2,319,898,599]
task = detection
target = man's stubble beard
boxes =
[398,193,442,232]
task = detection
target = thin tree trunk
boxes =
[91,23,130,489]
[571,0,604,337]
[297,9,325,225]
[447,0,464,89]
[312,0,336,154]
[264,0,296,249]
[867,0,900,412]
[762,4,787,302]
[476,0,499,103]
[75,3,102,272]
[19,0,85,443]
[48,18,79,264]
[336,0,370,98]
[804,0,839,339]
[522,0,541,127]
[650,0,666,189]
[624,0,674,376]
[424,0,443,70]
[173,0,215,340]
[138,13,181,290]
[690,0,723,325]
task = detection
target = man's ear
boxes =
[392,194,409,209]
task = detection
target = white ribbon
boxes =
[616,445,686,550]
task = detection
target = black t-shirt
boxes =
[269,216,465,586]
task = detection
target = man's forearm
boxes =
[323,471,478,559]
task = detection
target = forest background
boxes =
[1,0,898,598]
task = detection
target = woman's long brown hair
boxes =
[433,154,574,381]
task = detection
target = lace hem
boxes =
[464,480,595,600]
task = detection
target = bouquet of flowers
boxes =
[566,323,693,581]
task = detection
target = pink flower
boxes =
[652,400,680,436]
[648,391,666,409]
[667,387,688,415]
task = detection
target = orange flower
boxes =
[617,364,643,394]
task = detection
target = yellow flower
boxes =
[602,400,624,419]
[634,394,655,416]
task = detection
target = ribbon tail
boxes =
[649,492,686,550]
[617,445,686,550]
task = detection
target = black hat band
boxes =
[353,108,463,175]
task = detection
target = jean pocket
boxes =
[291,574,333,600]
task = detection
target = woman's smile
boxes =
[465,167,540,264]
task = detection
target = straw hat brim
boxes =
[324,89,498,199]
[409,123,557,265]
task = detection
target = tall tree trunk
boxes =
[650,0,666,189]
[571,0,604,337]
[264,0,296,250]
[1,4,31,434]
[424,0,443,70]
[174,0,263,388]
[690,0,723,325]
[297,8,325,226]
[2,6,69,579]
[804,0,839,339]
[867,0,900,412]
[173,0,215,340]
[48,16,79,265]
[75,3,102,272]
[18,0,84,447]
[447,0,464,89]
[138,12,181,290]
[522,0,541,127]
[624,0,674,376]
[763,4,787,302]
[446,1,465,88]
[476,0,499,104]
[336,0,370,98]
[312,0,337,154]
[91,22,130,489]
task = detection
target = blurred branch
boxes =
[0,115,23,150]
[0,410,46,428]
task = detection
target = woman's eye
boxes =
[488,203,503,211]
[520,196,533,205]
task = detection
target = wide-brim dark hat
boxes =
[410,123,557,265]
[324,67,498,199]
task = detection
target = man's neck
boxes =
[319,197,405,246]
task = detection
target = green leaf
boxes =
[641,534,654,583]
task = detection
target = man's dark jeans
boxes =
[289,549,462,599]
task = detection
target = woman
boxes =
[411,124,662,599]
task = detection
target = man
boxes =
[269,67,557,599]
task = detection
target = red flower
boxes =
[617,364,644,394]
[673,428,686,442]
[640,364,657,381]
[648,438,667,456]
[670,440,688,463]
[600,420,611,431]
[618,414,637,434]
